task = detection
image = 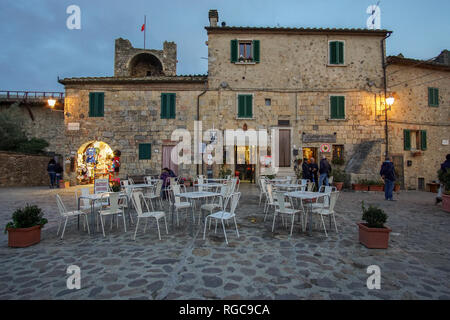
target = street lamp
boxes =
[47,99,56,108]
[386,96,395,109]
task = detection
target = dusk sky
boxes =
[0,0,448,92]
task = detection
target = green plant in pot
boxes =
[5,204,48,248]
[356,201,391,249]
[110,182,121,192]
[438,168,450,212]
[331,168,346,191]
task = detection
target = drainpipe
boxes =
[381,31,393,157]
[196,89,207,176]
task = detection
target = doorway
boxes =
[392,155,404,189]
[278,129,291,167]
[234,145,256,183]
[302,147,318,162]
[162,145,178,176]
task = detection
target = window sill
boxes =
[234,62,256,65]
[327,118,347,121]
[327,64,347,67]
[236,117,255,120]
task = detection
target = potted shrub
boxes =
[331,168,345,191]
[5,205,48,248]
[357,202,391,249]
[331,158,345,166]
[368,180,384,192]
[110,181,121,192]
[352,179,369,191]
[438,168,450,212]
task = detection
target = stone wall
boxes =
[386,64,450,189]
[0,151,53,187]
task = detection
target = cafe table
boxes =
[285,191,327,236]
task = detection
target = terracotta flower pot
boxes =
[357,223,391,249]
[7,225,42,248]
[369,185,384,192]
[352,184,369,191]
[442,194,450,213]
[334,182,344,191]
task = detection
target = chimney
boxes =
[209,9,218,27]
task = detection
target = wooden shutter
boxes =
[420,130,427,150]
[89,93,95,117]
[253,40,260,63]
[161,93,168,118]
[169,93,176,118]
[97,92,104,116]
[429,88,439,106]
[139,144,151,160]
[337,41,344,64]
[238,95,245,118]
[231,40,238,63]
[89,92,104,117]
[329,42,337,64]
[404,129,411,150]
[245,95,253,117]
[330,96,338,118]
[337,96,345,119]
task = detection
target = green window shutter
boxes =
[337,96,345,119]
[89,92,104,117]
[404,129,411,150]
[161,93,168,118]
[329,42,337,64]
[337,41,344,64]
[433,88,439,106]
[238,95,246,118]
[97,92,104,116]
[245,95,253,117]
[139,144,151,160]
[252,40,260,63]
[231,39,238,63]
[420,130,427,150]
[169,93,176,119]
[89,93,95,117]
[428,87,433,106]
[330,96,338,119]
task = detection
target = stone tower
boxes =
[114,38,177,77]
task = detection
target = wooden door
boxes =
[392,155,404,189]
[278,129,291,167]
[162,145,178,176]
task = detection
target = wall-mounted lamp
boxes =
[47,99,56,107]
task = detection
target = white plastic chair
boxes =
[203,192,241,245]
[168,183,193,226]
[98,192,127,237]
[201,184,230,218]
[272,191,301,236]
[131,191,168,240]
[263,183,291,221]
[56,194,90,239]
[143,179,163,210]
[259,178,269,206]
[311,191,339,237]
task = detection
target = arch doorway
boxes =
[77,141,113,184]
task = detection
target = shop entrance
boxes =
[234,145,256,183]
[162,145,178,176]
[278,129,291,167]
[77,141,114,184]
[302,147,318,161]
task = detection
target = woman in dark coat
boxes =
[47,159,56,188]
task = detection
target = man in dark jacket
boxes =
[380,156,396,201]
[437,154,450,204]
[302,158,311,180]
[319,155,332,190]
[308,157,319,187]
[54,162,63,188]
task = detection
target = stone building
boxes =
[57,10,449,189]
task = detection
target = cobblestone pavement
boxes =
[0,184,449,300]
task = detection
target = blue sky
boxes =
[0,0,448,92]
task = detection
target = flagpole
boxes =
[144,15,146,49]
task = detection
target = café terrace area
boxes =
[0,180,449,300]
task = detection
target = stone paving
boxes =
[0,184,449,300]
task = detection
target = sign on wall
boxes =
[68,122,80,131]
[320,144,331,153]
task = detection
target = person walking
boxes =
[301,158,311,181]
[54,161,63,188]
[308,157,319,188]
[319,155,332,190]
[380,156,396,201]
[436,154,450,204]
[47,159,56,189]
[160,168,171,199]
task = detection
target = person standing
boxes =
[47,159,56,189]
[308,157,319,187]
[436,154,450,204]
[302,158,311,181]
[319,155,332,190]
[54,161,63,188]
[380,156,396,201]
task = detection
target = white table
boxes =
[285,191,327,236]
[78,192,127,234]
[175,191,221,236]
[274,184,306,191]
[196,183,223,192]
[268,178,290,183]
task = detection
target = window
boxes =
[404,129,427,151]
[139,144,151,160]
[332,145,344,164]
[89,92,104,117]
[161,93,176,119]
[237,94,253,118]
[329,41,344,65]
[428,87,439,107]
[265,98,271,106]
[231,40,260,63]
[330,96,345,119]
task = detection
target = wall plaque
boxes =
[68,122,80,131]
[302,134,336,143]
